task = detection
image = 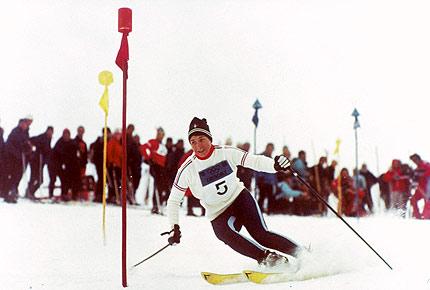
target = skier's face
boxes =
[190,135,212,158]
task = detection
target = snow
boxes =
[1,201,430,290]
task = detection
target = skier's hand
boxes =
[274,155,291,171]
[167,224,181,246]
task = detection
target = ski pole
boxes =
[288,167,393,270]
[132,244,170,268]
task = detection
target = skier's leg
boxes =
[48,164,57,198]
[235,190,299,257]
[410,190,423,219]
[211,208,266,261]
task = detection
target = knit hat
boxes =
[188,117,212,142]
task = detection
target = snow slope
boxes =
[1,201,430,290]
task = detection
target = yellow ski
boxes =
[201,272,248,285]
[243,270,283,284]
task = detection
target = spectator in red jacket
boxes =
[107,129,123,204]
[140,127,168,214]
[383,159,411,216]
[409,154,430,219]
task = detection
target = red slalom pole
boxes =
[121,68,128,287]
[116,7,132,288]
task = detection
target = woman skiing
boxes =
[166,117,302,266]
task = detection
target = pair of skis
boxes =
[202,270,298,285]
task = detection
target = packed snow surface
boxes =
[1,201,430,290]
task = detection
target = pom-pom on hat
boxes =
[188,117,212,142]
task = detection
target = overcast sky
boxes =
[1,0,430,173]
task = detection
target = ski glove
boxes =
[167,224,181,246]
[274,155,291,171]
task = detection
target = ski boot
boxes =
[258,250,289,268]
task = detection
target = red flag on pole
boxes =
[117,7,132,288]
[116,33,129,79]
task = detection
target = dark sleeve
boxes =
[53,139,64,164]
[30,134,43,152]
[82,142,88,165]
[369,172,378,186]
[6,128,24,160]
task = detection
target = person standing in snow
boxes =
[166,117,302,267]
[255,143,277,214]
[74,126,88,177]
[3,117,33,203]
[25,126,54,199]
[89,127,112,203]
[53,129,81,201]
[383,159,411,216]
[409,153,430,219]
[140,127,168,214]
[107,129,123,204]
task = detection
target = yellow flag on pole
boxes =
[334,138,341,155]
[99,87,109,115]
[98,71,113,115]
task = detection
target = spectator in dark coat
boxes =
[326,160,338,184]
[359,163,378,213]
[74,126,88,178]
[126,124,142,202]
[47,149,58,198]
[166,139,185,191]
[256,143,277,214]
[378,174,391,210]
[89,127,111,202]
[25,126,54,198]
[53,129,80,201]
[3,117,33,203]
[309,156,330,215]
[165,137,176,190]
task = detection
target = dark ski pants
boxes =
[94,164,103,202]
[58,168,80,199]
[3,156,24,199]
[211,189,298,262]
[47,163,58,198]
[27,158,44,197]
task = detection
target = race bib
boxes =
[199,160,233,186]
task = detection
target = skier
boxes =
[166,117,302,267]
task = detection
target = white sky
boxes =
[1,0,430,173]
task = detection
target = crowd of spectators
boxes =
[1,116,430,219]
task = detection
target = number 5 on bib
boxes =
[215,180,228,195]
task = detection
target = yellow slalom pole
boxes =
[333,139,342,215]
[98,70,113,245]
